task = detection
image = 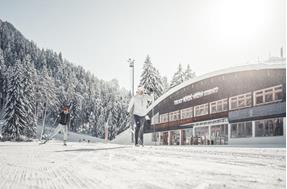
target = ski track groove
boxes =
[0,142,285,189]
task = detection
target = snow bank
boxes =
[37,125,104,143]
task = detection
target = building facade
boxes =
[143,62,286,146]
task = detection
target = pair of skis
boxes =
[39,138,49,145]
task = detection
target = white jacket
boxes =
[127,94,154,117]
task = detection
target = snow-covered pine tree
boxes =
[161,76,170,93]
[22,55,37,138]
[139,55,163,99]
[96,109,106,138]
[184,64,196,81]
[107,111,115,140]
[117,91,130,135]
[170,64,185,89]
[0,48,6,109]
[88,111,96,134]
[39,65,58,107]
[2,60,27,141]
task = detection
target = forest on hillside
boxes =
[0,19,131,141]
[0,19,195,141]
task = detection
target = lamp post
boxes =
[128,58,135,96]
[128,58,135,144]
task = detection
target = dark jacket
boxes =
[58,112,70,125]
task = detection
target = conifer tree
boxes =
[170,64,185,89]
[139,55,163,99]
[2,60,27,140]
[184,64,196,81]
[22,55,37,138]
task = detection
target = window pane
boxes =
[211,106,216,113]
[256,96,263,105]
[231,124,237,138]
[255,121,264,137]
[275,91,283,101]
[231,122,252,138]
[274,118,284,136]
[245,122,252,137]
[238,98,245,107]
[231,100,237,109]
[223,103,228,111]
[246,96,251,106]
[265,93,273,102]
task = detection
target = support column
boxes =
[168,131,171,145]
[283,117,286,137]
[208,126,211,142]
[252,121,255,138]
[179,130,182,145]
[228,124,231,141]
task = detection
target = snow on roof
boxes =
[146,63,286,114]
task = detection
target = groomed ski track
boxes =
[0,142,285,189]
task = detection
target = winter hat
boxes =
[137,86,145,93]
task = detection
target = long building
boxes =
[143,61,286,146]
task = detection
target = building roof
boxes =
[146,63,286,114]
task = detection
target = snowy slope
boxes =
[37,125,104,143]
[111,127,132,144]
[0,142,285,189]
[111,127,156,145]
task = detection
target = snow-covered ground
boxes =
[36,125,104,143]
[0,142,285,189]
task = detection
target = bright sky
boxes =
[0,0,285,90]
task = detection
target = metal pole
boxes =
[40,102,47,140]
[152,105,156,145]
[128,58,135,144]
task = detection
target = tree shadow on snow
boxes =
[54,146,129,153]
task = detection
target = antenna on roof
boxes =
[280,47,283,58]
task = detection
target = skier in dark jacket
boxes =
[44,106,70,145]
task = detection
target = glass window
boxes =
[160,113,169,123]
[229,93,252,110]
[169,111,180,121]
[238,96,245,108]
[230,98,237,110]
[194,126,209,137]
[194,103,208,117]
[246,95,252,106]
[151,113,159,124]
[255,118,283,137]
[152,132,159,142]
[231,121,252,138]
[254,85,283,106]
[181,107,193,119]
[264,89,273,103]
[217,102,223,112]
[256,95,263,104]
[210,98,228,114]
[275,86,283,101]
[210,124,228,137]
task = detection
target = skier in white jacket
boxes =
[127,86,153,146]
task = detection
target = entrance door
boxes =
[210,124,228,145]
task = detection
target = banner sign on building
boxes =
[174,87,219,105]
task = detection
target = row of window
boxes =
[151,117,284,145]
[155,85,283,124]
[231,118,283,138]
